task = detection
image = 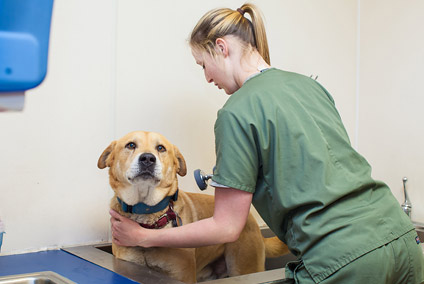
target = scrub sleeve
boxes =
[212,68,422,283]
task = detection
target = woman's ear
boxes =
[215,38,229,57]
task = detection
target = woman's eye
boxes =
[125,142,136,150]
[157,145,166,152]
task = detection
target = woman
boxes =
[110,4,424,283]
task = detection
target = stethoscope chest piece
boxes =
[193,169,213,191]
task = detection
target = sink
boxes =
[63,227,294,284]
[414,222,424,247]
[62,244,185,284]
[0,271,75,284]
[64,243,293,284]
[414,222,424,231]
[62,224,423,284]
[93,227,297,272]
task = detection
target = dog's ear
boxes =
[98,141,116,169]
[173,145,187,177]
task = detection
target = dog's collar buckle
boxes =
[139,200,183,229]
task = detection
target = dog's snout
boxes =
[139,153,156,167]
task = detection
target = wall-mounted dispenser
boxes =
[0,0,54,111]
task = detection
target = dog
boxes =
[98,131,289,283]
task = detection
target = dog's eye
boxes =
[157,145,166,152]
[125,142,136,150]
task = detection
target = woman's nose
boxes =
[205,73,213,83]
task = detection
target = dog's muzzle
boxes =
[137,153,157,178]
[127,153,160,182]
[139,153,156,169]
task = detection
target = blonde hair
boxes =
[190,3,270,65]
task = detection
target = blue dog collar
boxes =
[117,190,179,214]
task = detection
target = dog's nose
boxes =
[139,153,156,167]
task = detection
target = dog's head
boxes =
[98,131,186,206]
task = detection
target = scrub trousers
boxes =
[285,229,424,284]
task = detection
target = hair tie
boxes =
[237,8,245,16]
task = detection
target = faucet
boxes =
[401,177,412,218]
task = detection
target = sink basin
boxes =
[93,227,297,272]
[414,222,424,246]
[0,271,75,284]
[61,224,424,284]
[64,242,292,284]
[63,227,294,284]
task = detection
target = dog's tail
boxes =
[263,236,290,258]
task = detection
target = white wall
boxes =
[358,0,424,222]
[0,0,117,254]
[0,0,421,255]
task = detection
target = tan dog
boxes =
[98,131,289,283]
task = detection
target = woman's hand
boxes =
[110,210,146,247]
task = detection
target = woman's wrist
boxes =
[136,227,156,248]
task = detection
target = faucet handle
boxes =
[401,177,412,218]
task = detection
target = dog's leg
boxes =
[224,242,266,276]
[112,243,147,266]
[223,228,266,276]
[144,247,197,284]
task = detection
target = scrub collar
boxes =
[243,67,272,85]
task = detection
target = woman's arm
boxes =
[110,187,253,248]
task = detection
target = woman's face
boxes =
[191,47,238,95]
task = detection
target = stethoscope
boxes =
[193,168,214,190]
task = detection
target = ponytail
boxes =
[239,3,270,65]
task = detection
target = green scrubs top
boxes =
[212,68,414,282]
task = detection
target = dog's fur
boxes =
[98,131,289,283]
